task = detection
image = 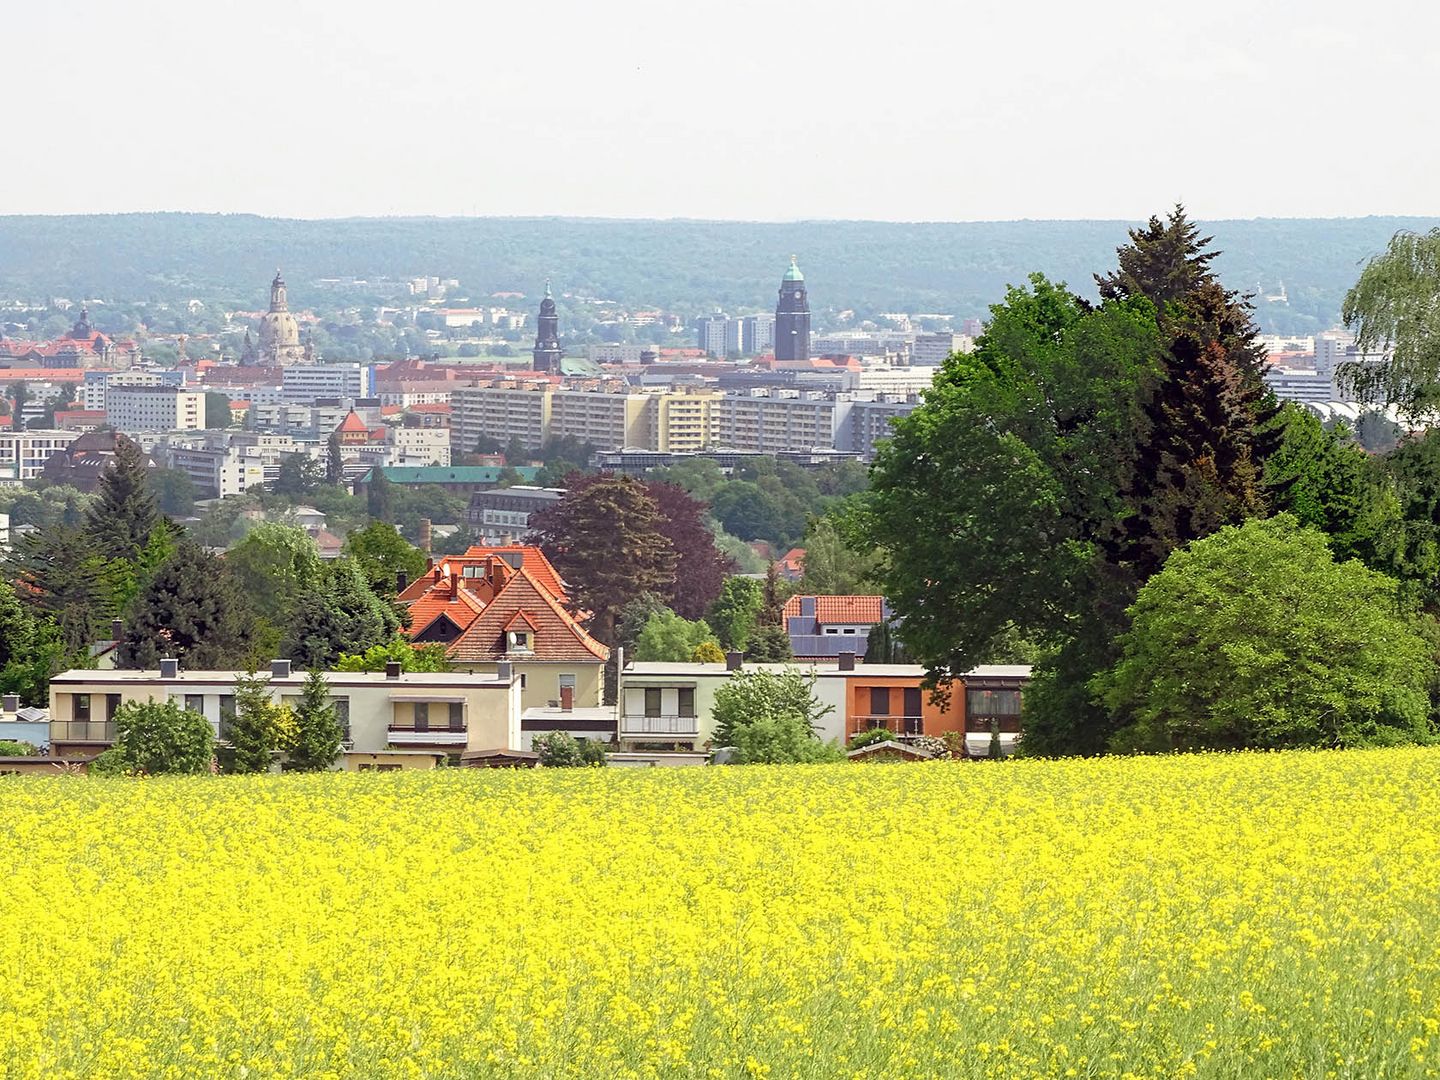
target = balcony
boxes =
[51,720,116,743]
[848,715,924,737]
[620,714,699,737]
[387,726,467,747]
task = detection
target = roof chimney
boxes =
[396,569,409,592]
[449,572,460,601]
[560,685,574,712]
[1,694,17,713]
[159,657,179,679]
[110,618,123,641]
[496,661,513,683]
[271,659,291,679]
[385,660,402,679]
[725,651,743,671]
[838,651,856,671]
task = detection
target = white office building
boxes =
[104,386,205,433]
[282,364,374,403]
[0,430,83,484]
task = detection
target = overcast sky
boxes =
[10,0,1437,221]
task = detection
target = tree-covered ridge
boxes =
[2,213,1437,332]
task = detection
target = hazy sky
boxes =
[10,0,1438,221]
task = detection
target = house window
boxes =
[678,688,696,718]
[967,689,1021,716]
[644,688,662,717]
[842,627,856,635]
[414,702,430,732]
[448,702,464,731]
[105,694,122,721]
[184,694,204,715]
[73,694,91,721]
[509,631,531,652]
[519,673,527,689]
[869,687,890,716]
[333,698,351,741]
[825,627,839,635]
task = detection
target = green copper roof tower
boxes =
[774,256,810,362]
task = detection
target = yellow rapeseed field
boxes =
[4,749,1440,1078]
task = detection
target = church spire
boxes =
[270,269,288,312]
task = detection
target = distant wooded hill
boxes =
[1,213,1435,333]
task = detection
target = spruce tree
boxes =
[289,668,345,771]
[117,540,254,669]
[1096,206,1282,580]
[283,558,399,667]
[227,671,293,774]
[87,435,162,564]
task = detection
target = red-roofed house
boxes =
[398,545,606,709]
[782,595,890,661]
[776,547,806,581]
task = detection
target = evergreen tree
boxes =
[289,668,345,772]
[4,524,121,653]
[367,466,393,522]
[1096,206,1282,580]
[745,623,793,662]
[326,433,344,485]
[862,619,909,663]
[705,577,763,651]
[528,475,677,646]
[227,671,295,774]
[117,540,254,669]
[758,562,786,628]
[87,435,162,563]
[283,558,400,667]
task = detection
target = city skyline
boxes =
[8,0,1439,223]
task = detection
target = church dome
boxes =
[782,256,805,282]
[257,310,301,351]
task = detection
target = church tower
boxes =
[257,268,306,366]
[532,281,563,374]
[774,256,810,362]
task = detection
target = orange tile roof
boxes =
[407,585,486,639]
[459,545,567,601]
[446,568,608,663]
[337,409,370,434]
[783,595,885,626]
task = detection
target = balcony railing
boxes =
[620,714,699,736]
[51,720,116,743]
[387,726,467,746]
[848,715,924,737]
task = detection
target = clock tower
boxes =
[774,256,810,363]
[532,281,563,374]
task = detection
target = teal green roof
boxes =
[782,256,804,282]
[360,465,540,485]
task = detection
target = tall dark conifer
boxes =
[117,540,254,669]
[1096,206,1281,579]
[87,436,162,564]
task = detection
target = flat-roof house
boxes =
[47,661,523,770]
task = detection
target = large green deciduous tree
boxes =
[225,523,324,625]
[711,668,833,748]
[343,521,425,598]
[855,275,1159,698]
[110,700,215,775]
[632,610,720,662]
[1095,515,1433,752]
[1340,228,1440,412]
[798,516,879,595]
[705,577,763,651]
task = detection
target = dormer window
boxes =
[508,630,532,653]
